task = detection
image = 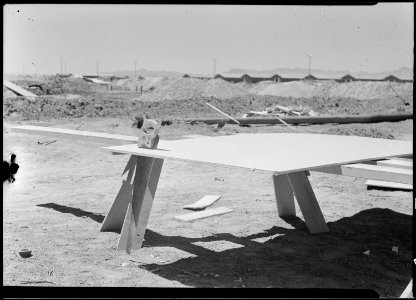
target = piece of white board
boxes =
[175,207,233,221]
[183,195,222,211]
[377,159,413,170]
[102,133,412,175]
[3,80,38,98]
[366,179,413,191]
[316,163,412,184]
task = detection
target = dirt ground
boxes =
[3,116,413,296]
[2,76,414,296]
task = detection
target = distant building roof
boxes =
[220,73,247,78]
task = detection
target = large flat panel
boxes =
[102,133,412,174]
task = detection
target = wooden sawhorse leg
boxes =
[100,155,164,253]
[273,171,328,234]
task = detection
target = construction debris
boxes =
[206,102,240,125]
[175,207,233,221]
[243,104,317,118]
[37,139,57,145]
[183,195,222,211]
[3,80,38,98]
[180,112,413,126]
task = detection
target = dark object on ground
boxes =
[3,154,19,183]
[18,249,32,258]
[167,112,413,126]
[131,115,144,129]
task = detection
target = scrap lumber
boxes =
[365,179,413,191]
[376,159,412,170]
[167,112,413,126]
[3,80,38,98]
[175,207,233,221]
[268,104,302,116]
[183,195,222,211]
[273,115,298,131]
[206,102,240,125]
[391,157,413,162]
[315,163,412,184]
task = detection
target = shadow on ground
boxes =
[35,203,412,296]
[36,203,105,223]
[138,208,412,296]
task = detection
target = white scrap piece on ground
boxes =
[175,207,233,221]
[366,179,413,191]
[3,80,38,98]
[183,195,222,211]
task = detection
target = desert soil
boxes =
[2,76,413,296]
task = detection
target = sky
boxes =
[3,4,414,76]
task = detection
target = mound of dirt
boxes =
[3,95,129,120]
[3,91,413,122]
[114,77,166,92]
[4,76,99,96]
[257,81,320,98]
[255,80,413,102]
[313,81,414,101]
[137,78,251,101]
[324,127,395,139]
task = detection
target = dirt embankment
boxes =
[3,93,413,122]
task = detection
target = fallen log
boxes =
[161,112,413,126]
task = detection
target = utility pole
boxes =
[60,56,63,75]
[134,60,137,77]
[64,61,67,74]
[96,61,99,76]
[307,54,311,76]
[213,59,216,78]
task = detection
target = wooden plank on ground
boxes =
[366,179,413,191]
[377,159,413,170]
[175,207,233,221]
[3,80,38,98]
[314,163,413,184]
[183,195,222,211]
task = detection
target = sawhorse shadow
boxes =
[36,203,105,223]
[137,208,411,296]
